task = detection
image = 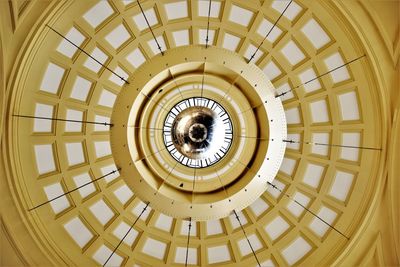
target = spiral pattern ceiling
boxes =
[6,0,385,266]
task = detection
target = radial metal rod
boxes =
[13,114,113,127]
[154,161,179,195]
[267,182,350,240]
[137,0,164,56]
[282,139,381,151]
[184,217,192,267]
[235,158,350,239]
[248,0,293,64]
[275,55,366,98]
[28,169,120,211]
[205,0,212,48]
[45,24,129,84]
[128,126,164,131]
[233,210,261,267]
[103,202,150,267]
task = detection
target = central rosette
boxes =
[163,97,233,168]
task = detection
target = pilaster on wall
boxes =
[0,1,59,266]
[332,0,399,266]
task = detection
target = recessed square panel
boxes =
[56,27,86,58]
[263,61,282,81]
[309,207,337,236]
[109,66,128,86]
[302,163,324,188]
[286,133,301,150]
[275,82,294,101]
[180,219,197,236]
[83,1,114,28]
[206,219,223,236]
[113,184,134,205]
[94,141,111,158]
[64,217,94,248]
[198,0,221,17]
[284,107,301,124]
[133,8,158,31]
[279,157,297,176]
[286,191,310,217]
[207,245,231,264]
[281,236,312,265]
[311,132,330,156]
[340,132,360,161]
[40,63,65,94]
[105,24,131,49]
[89,199,115,225]
[257,18,282,43]
[43,183,69,213]
[34,144,56,174]
[72,173,96,198]
[126,48,146,68]
[237,234,262,256]
[98,89,117,108]
[249,197,269,217]
[309,99,330,123]
[301,18,330,50]
[271,0,302,21]
[228,5,254,27]
[228,211,247,229]
[83,47,109,73]
[244,44,263,63]
[264,215,290,241]
[65,142,85,166]
[132,201,151,221]
[281,40,305,66]
[324,52,350,83]
[142,238,167,260]
[34,103,53,132]
[70,76,92,102]
[298,67,321,93]
[113,221,138,246]
[93,245,123,266]
[172,29,190,47]
[164,1,188,20]
[154,213,173,232]
[101,164,120,183]
[329,170,354,201]
[65,109,83,132]
[94,115,110,132]
[147,35,166,55]
[198,29,215,45]
[175,247,197,264]
[338,91,360,121]
[267,179,285,198]
[222,33,241,51]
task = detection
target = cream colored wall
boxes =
[0,0,398,266]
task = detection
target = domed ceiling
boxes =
[5,0,386,266]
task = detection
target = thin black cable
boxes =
[276,55,366,98]
[267,182,350,240]
[233,210,261,267]
[13,114,113,127]
[103,202,149,266]
[137,0,164,55]
[205,0,212,48]
[184,217,192,267]
[248,0,293,64]
[45,24,129,84]
[28,169,120,211]
[282,139,381,151]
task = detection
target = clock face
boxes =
[163,97,233,168]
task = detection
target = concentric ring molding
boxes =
[111,46,287,220]
[4,0,388,266]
